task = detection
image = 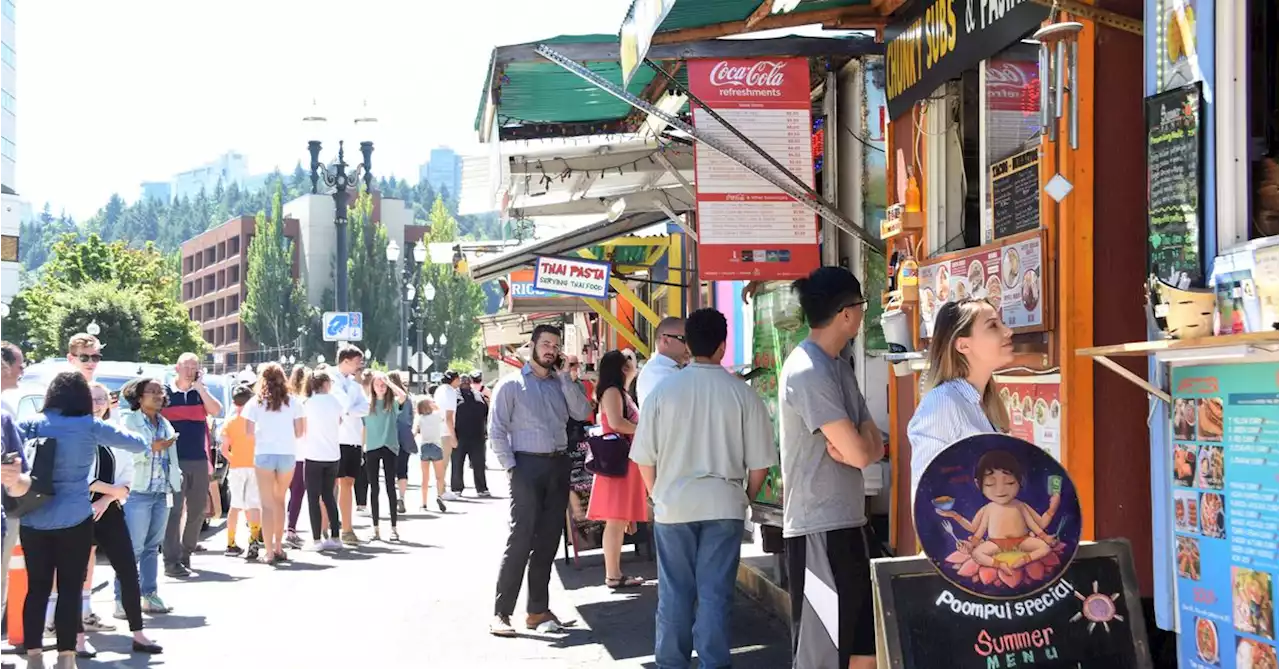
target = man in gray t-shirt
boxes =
[779,339,872,536]
[777,267,885,669]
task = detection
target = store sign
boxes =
[688,57,821,281]
[1169,363,1278,669]
[620,0,677,86]
[885,0,1049,119]
[532,256,611,299]
[872,541,1152,669]
[1146,82,1204,287]
[507,269,556,300]
[996,374,1062,462]
[987,59,1040,113]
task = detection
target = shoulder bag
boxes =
[2,434,57,518]
[584,432,630,478]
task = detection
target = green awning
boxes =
[647,0,874,33]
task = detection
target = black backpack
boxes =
[455,390,489,441]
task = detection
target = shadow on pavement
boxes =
[272,561,334,572]
[140,613,207,631]
[553,555,792,668]
[181,569,247,583]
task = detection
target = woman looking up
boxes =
[362,372,407,542]
[907,298,1014,500]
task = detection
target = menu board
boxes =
[688,58,821,281]
[872,540,1152,669]
[919,232,1046,338]
[991,148,1041,240]
[1170,362,1279,669]
[1146,83,1204,287]
[996,375,1062,462]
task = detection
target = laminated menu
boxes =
[1170,362,1278,669]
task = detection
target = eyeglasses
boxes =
[92,396,110,405]
[840,299,868,312]
[76,353,103,363]
[662,333,687,343]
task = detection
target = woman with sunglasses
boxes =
[14,372,151,669]
[117,377,182,620]
[81,383,163,657]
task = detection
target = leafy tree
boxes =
[345,193,399,364]
[51,282,148,361]
[1,233,207,362]
[241,185,308,351]
[415,196,485,368]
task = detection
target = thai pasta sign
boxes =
[533,256,612,299]
[884,0,1049,119]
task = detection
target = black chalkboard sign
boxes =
[1146,83,1204,286]
[872,540,1152,669]
[991,148,1041,240]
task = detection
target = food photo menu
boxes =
[1170,363,1278,669]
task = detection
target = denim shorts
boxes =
[254,454,295,473]
[418,443,444,462]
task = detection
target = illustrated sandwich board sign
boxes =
[533,256,611,300]
[866,433,1151,668]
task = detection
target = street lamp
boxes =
[304,100,377,313]
[388,240,428,370]
[86,321,101,336]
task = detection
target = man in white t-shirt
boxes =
[635,317,688,409]
[330,346,370,544]
[433,370,462,502]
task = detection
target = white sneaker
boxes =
[306,540,325,552]
[441,491,460,501]
[322,538,344,551]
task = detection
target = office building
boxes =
[172,151,249,202]
[180,192,425,370]
[1,0,17,306]
[420,146,462,198]
[140,181,172,204]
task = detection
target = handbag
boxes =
[584,432,631,478]
[2,435,57,518]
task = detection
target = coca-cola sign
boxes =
[986,59,1039,113]
[708,60,787,89]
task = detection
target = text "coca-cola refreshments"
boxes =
[707,60,787,97]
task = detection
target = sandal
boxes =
[606,575,645,589]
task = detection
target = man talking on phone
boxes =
[162,352,223,577]
[488,325,592,637]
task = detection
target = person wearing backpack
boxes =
[451,374,490,497]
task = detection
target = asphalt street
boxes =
[4,464,791,668]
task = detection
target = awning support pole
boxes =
[534,44,886,256]
[576,248,665,327]
[582,298,651,358]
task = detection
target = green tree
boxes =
[415,196,485,368]
[51,282,148,361]
[242,185,309,351]
[1,233,207,362]
[345,193,399,363]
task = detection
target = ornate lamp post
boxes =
[387,240,428,370]
[304,101,377,313]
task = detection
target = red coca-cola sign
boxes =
[687,57,809,104]
[986,59,1040,113]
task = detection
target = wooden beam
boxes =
[652,6,884,45]
[583,298,650,357]
[744,1,774,30]
[870,0,909,16]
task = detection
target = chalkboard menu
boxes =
[1146,83,1204,287]
[991,148,1041,240]
[872,540,1152,669]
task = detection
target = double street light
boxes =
[386,239,428,370]
[304,101,377,313]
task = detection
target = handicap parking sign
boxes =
[322,311,363,342]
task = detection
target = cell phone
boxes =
[738,366,767,382]
[2,451,17,465]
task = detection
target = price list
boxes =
[1170,363,1278,668]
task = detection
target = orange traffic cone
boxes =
[6,542,26,647]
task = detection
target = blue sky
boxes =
[17,0,630,219]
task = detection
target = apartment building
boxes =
[180,215,301,368]
[1,0,17,306]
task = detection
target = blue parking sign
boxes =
[322,311,363,342]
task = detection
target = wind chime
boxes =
[1033,19,1084,149]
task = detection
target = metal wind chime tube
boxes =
[1033,21,1085,149]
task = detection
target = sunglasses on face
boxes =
[568,362,580,368]
[662,333,686,343]
[76,353,103,363]
[840,299,868,312]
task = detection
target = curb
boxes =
[736,556,791,624]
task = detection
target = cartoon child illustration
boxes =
[936,450,1062,575]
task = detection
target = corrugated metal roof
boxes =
[650,0,873,33]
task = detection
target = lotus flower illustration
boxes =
[944,542,1070,589]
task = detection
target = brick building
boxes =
[180,215,301,368]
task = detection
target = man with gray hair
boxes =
[162,352,223,577]
[635,316,688,408]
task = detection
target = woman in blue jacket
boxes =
[15,372,152,668]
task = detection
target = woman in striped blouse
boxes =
[908,299,1014,501]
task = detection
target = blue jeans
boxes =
[653,519,742,669]
[118,492,168,599]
